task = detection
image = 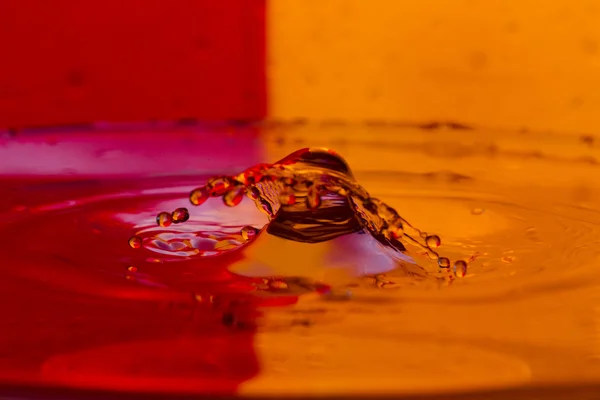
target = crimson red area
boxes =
[0,0,266,128]
[0,127,268,396]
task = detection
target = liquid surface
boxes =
[0,123,600,398]
[130,147,467,289]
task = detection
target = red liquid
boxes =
[0,126,276,396]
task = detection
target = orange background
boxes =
[268,0,600,134]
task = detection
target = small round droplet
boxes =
[241,226,259,241]
[426,235,441,248]
[438,257,451,268]
[156,212,172,227]
[127,266,138,272]
[128,236,142,249]
[453,260,468,277]
[172,207,190,223]
[207,177,231,197]
[190,187,209,206]
[223,186,245,207]
[306,186,322,210]
[278,192,296,205]
[471,208,485,215]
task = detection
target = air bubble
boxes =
[426,235,441,248]
[471,208,485,215]
[438,257,451,268]
[453,260,468,277]
[241,226,259,241]
[156,212,172,227]
[128,236,142,249]
[306,186,322,210]
[223,186,245,207]
[190,187,209,206]
[172,207,189,223]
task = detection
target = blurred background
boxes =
[2,0,599,134]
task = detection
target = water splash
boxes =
[129,148,468,284]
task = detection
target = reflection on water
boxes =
[0,123,599,397]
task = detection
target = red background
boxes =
[0,0,266,128]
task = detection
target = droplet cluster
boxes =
[128,148,470,279]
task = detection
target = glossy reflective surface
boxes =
[0,123,599,398]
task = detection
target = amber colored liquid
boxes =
[0,123,600,398]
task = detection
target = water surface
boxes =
[0,122,599,397]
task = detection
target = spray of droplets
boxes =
[128,148,469,279]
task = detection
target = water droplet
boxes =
[128,236,142,249]
[453,260,468,277]
[129,148,475,287]
[190,187,209,206]
[278,192,296,205]
[306,186,322,210]
[241,226,259,241]
[438,257,451,268]
[156,212,172,227]
[426,235,441,248]
[127,266,138,272]
[471,208,485,215]
[207,177,231,197]
[172,207,189,223]
[223,186,245,207]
